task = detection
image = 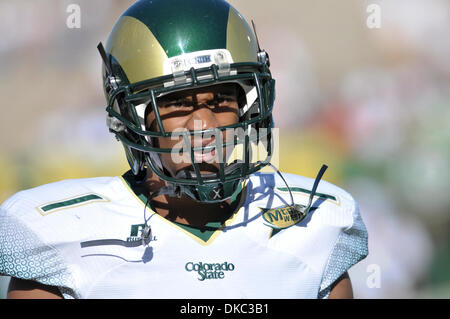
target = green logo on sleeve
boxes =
[37,193,109,215]
[128,224,157,242]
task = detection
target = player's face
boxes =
[146,83,240,177]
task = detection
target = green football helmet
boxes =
[99,0,275,203]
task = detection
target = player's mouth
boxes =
[193,148,216,163]
[192,138,218,163]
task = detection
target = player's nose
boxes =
[187,108,219,131]
[186,93,219,131]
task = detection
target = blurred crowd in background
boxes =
[0,0,449,298]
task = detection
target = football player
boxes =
[1,0,368,299]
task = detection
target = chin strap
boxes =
[268,163,328,217]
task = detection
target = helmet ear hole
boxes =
[123,143,145,176]
[117,96,133,121]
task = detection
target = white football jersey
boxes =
[0,171,368,299]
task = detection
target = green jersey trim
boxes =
[37,193,109,216]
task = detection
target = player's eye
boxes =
[164,99,194,108]
[214,94,237,105]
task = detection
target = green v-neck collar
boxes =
[120,170,246,244]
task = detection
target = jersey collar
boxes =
[119,170,247,244]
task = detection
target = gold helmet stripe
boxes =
[106,15,168,84]
[226,7,258,63]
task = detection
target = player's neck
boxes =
[143,170,237,228]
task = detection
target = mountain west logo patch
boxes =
[261,205,306,229]
[261,204,317,237]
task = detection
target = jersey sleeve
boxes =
[0,199,78,299]
[317,200,369,299]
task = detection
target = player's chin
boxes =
[172,161,221,179]
[164,148,227,178]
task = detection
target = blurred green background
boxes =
[0,0,449,298]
